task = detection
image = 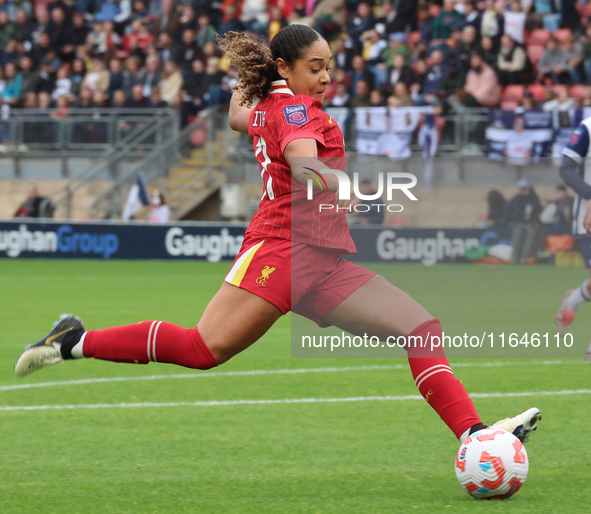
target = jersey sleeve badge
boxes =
[283,104,309,127]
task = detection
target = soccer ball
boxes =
[455,428,529,500]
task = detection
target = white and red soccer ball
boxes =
[455,428,529,500]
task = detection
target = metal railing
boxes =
[88,107,227,219]
[0,108,178,150]
[39,111,182,218]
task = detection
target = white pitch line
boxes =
[0,359,587,392]
[1,389,591,412]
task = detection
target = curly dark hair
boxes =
[219,25,321,107]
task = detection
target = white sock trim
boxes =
[459,428,471,442]
[71,332,87,359]
[416,368,454,390]
[566,280,591,313]
[414,364,452,386]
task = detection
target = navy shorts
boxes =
[575,235,591,268]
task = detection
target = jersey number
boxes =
[255,136,274,200]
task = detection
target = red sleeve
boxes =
[278,95,326,154]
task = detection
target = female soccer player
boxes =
[15,25,540,444]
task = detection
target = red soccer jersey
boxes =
[246,80,356,254]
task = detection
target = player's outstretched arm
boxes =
[228,90,254,134]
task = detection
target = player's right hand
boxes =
[584,201,591,235]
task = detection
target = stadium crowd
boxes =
[0,0,589,129]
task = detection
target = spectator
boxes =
[152,0,180,40]
[349,54,374,93]
[31,7,49,46]
[176,5,197,41]
[423,50,448,98]
[485,190,507,228]
[62,12,90,63]
[112,88,126,108]
[8,0,33,23]
[361,29,388,66]
[460,1,481,36]
[2,61,22,104]
[504,178,543,264]
[82,60,109,93]
[124,83,149,107]
[107,58,125,97]
[72,86,95,108]
[28,31,53,67]
[542,87,575,111]
[202,56,226,106]
[325,68,351,101]
[70,58,86,96]
[417,5,434,45]
[441,60,467,107]
[141,53,161,97]
[267,6,288,41]
[97,21,122,58]
[18,55,36,98]
[390,82,414,107]
[562,35,583,85]
[0,11,14,47]
[155,32,173,64]
[47,7,70,57]
[180,58,205,126]
[369,89,386,107]
[195,14,216,49]
[459,51,500,107]
[148,85,167,107]
[503,0,526,44]
[388,54,414,91]
[456,25,479,71]
[148,190,171,223]
[411,59,428,99]
[218,5,245,38]
[51,66,71,100]
[581,85,591,108]
[2,38,20,66]
[333,36,355,71]
[375,1,396,37]
[381,32,411,67]
[479,35,497,68]
[13,10,32,44]
[432,0,462,41]
[173,29,203,71]
[504,114,533,165]
[481,0,504,48]
[325,82,352,108]
[351,79,371,107]
[121,55,144,95]
[497,34,527,86]
[159,60,181,104]
[537,35,569,84]
[123,20,153,54]
[540,184,574,235]
[387,0,418,34]
[347,2,375,52]
[583,23,591,84]
[14,183,53,218]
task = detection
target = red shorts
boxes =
[225,232,376,326]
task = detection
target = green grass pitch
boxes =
[1,260,590,513]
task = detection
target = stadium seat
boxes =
[429,4,441,17]
[570,85,585,100]
[554,28,573,43]
[526,45,545,67]
[503,85,525,101]
[527,28,550,45]
[527,84,545,100]
[501,100,520,110]
[407,31,421,46]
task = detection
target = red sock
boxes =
[83,321,218,369]
[407,318,481,439]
